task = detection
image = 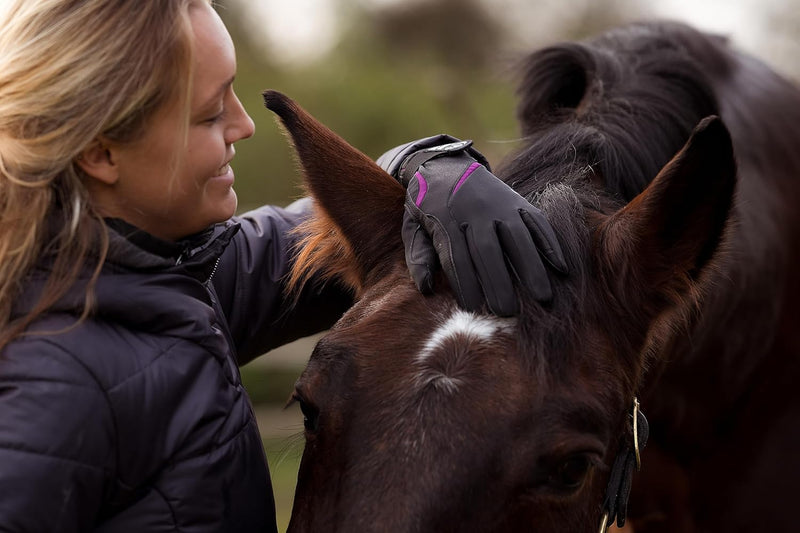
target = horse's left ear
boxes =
[597,116,736,321]
[264,91,406,292]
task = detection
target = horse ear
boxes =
[263,91,406,291]
[597,116,736,321]
[516,44,595,135]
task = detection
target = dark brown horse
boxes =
[264,21,800,533]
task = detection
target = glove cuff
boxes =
[396,140,468,186]
[396,142,491,189]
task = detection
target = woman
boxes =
[0,1,563,531]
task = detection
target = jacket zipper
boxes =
[204,260,241,383]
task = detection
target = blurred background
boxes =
[220,0,800,529]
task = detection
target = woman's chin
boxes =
[213,189,238,223]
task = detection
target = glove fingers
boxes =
[464,224,518,316]
[520,208,568,273]
[406,209,487,313]
[496,221,553,303]
[433,224,484,313]
[402,209,437,293]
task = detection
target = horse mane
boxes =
[496,22,740,386]
[500,21,727,202]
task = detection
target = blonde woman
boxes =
[0,1,564,531]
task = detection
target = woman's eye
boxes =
[548,455,592,491]
[205,111,224,124]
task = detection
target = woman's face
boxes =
[84,2,255,241]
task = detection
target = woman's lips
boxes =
[214,163,232,177]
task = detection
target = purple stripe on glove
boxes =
[453,162,482,194]
[414,172,429,206]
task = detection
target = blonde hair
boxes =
[0,0,207,348]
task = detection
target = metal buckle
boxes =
[598,511,610,533]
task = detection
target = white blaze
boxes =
[418,310,515,363]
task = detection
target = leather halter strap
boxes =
[598,398,649,532]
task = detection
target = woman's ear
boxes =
[76,139,118,185]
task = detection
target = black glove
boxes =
[377,135,567,316]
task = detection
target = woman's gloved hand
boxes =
[377,135,567,316]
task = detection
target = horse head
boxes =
[263,86,735,532]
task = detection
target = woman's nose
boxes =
[226,92,255,143]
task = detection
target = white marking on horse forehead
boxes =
[418,309,516,362]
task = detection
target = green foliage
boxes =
[265,436,303,532]
[239,364,301,405]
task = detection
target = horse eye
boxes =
[291,392,320,434]
[549,455,592,491]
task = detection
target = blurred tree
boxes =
[341,0,511,146]
[366,0,504,69]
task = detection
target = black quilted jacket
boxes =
[0,202,350,532]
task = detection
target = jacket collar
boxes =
[11,218,241,321]
[102,218,240,281]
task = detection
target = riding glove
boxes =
[377,135,567,316]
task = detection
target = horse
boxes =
[263,20,800,533]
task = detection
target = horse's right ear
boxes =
[263,91,406,293]
[596,116,736,328]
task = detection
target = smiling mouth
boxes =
[214,163,232,177]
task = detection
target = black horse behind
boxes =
[500,20,800,530]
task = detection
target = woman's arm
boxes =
[211,199,353,365]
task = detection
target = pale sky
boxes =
[649,0,798,73]
[232,0,799,78]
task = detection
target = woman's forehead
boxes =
[189,3,236,106]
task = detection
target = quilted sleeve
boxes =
[0,338,115,532]
[211,199,353,365]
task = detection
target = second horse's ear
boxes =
[263,91,406,292]
[596,116,736,326]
